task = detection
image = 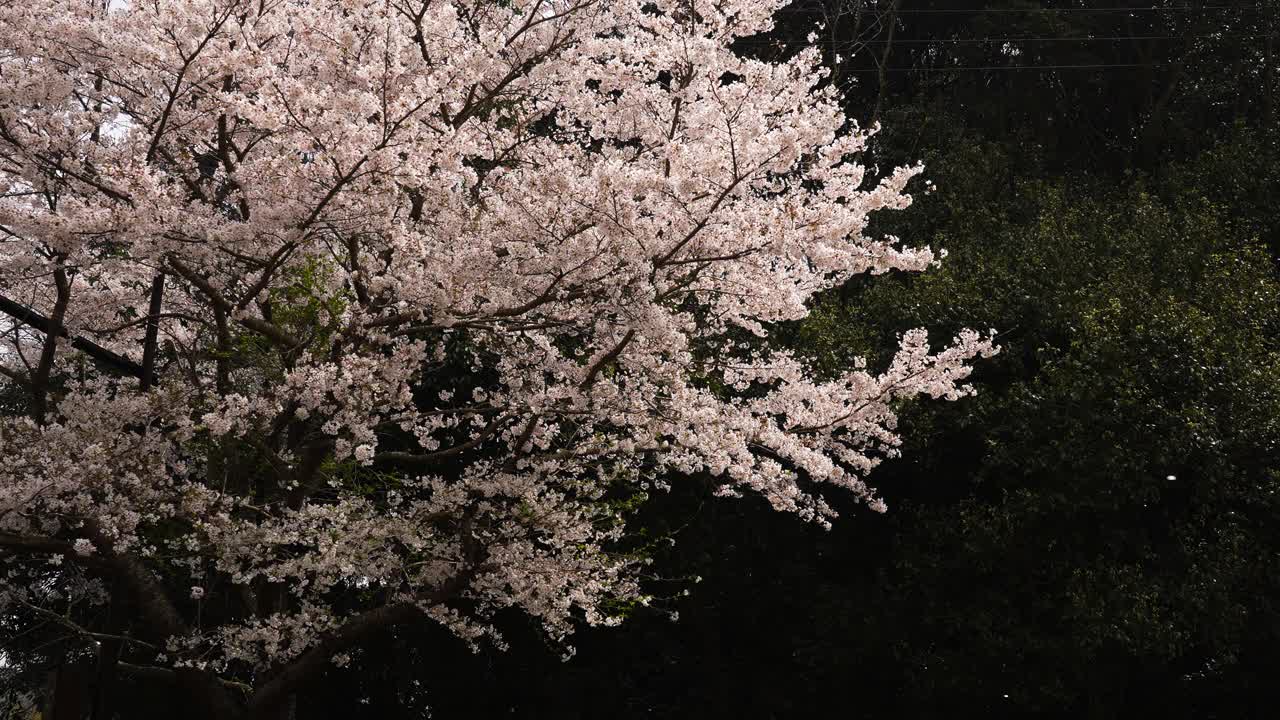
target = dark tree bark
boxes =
[871,0,902,126]
[140,273,166,391]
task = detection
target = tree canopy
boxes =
[0,1,993,717]
[3,1,1277,719]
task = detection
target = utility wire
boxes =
[728,8,1279,70]
[839,62,1164,70]
[782,5,1276,13]
[734,32,1278,43]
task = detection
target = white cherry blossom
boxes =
[0,0,994,712]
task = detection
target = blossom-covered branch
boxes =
[0,0,994,713]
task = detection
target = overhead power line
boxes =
[844,62,1163,70]
[857,32,1276,42]
[784,5,1276,13]
[734,32,1278,44]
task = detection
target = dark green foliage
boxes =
[804,160,1280,717]
[370,15,1280,711]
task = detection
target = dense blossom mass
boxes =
[0,0,993,713]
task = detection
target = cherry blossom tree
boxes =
[0,0,993,715]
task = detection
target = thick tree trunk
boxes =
[140,273,165,390]
[30,265,71,423]
[48,663,91,720]
[90,592,123,720]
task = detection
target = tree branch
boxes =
[167,255,301,348]
[580,330,635,390]
[15,598,160,653]
[374,412,513,466]
[0,293,145,379]
[0,533,105,567]
[140,273,166,390]
[245,573,472,719]
[30,264,72,421]
[117,662,253,694]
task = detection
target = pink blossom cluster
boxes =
[0,0,994,708]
